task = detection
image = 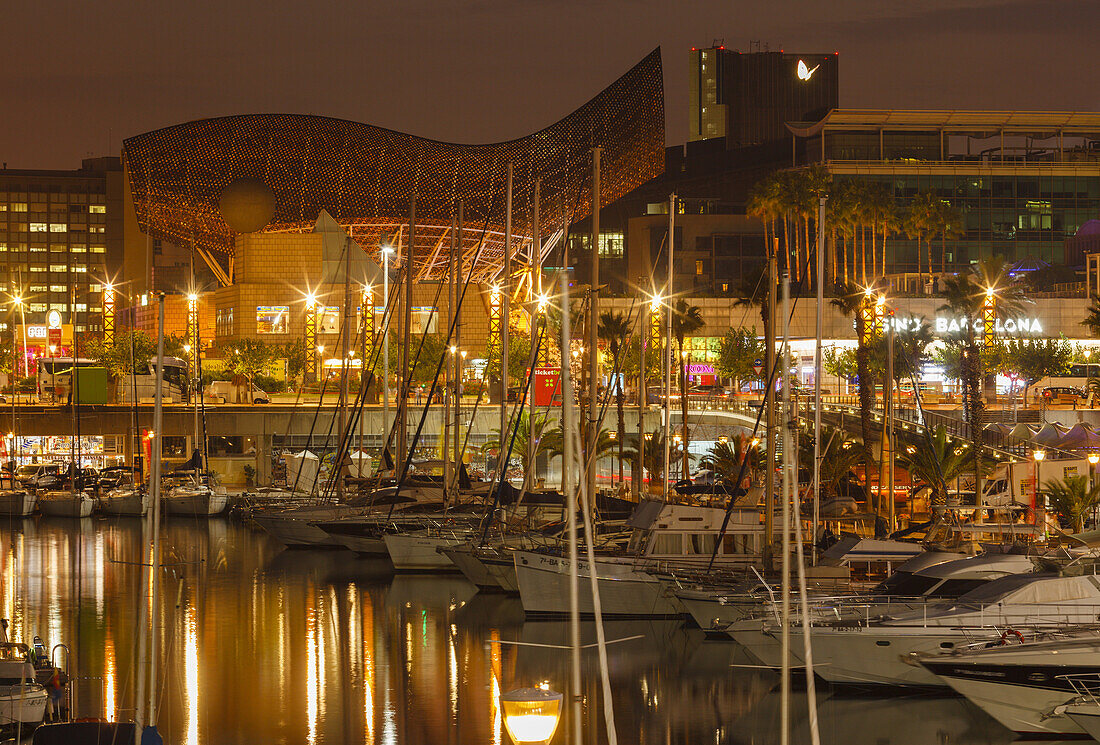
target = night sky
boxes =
[4,0,1098,170]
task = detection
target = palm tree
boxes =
[481,409,558,481]
[699,435,764,490]
[1041,475,1100,533]
[624,429,684,493]
[830,281,879,511]
[671,299,705,480]
[896,425,984,508]
[932,200,965,275]
[797,424,865,502]
[598,310,632,490]
[906,192,939,284]
[1081,299,1100,337]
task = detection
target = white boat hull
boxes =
[483,557,519,593]
[331,533,388,555]
[677,590,761,630]
[164,491,228,516]
[97,490,148,516]
[0,683,47,728]
[1066,705,1100,740]
[930,673,1083,735]
[0,492,36,517]
[37,492,94,518]
[803,627,998,687]
[255,506,368,547]
[513,551,681,617]
[441,548,499,587]
[383,534,465,571]
[724,620,796,668]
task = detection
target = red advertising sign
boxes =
[532,367,562,407]
[48,327,62,346]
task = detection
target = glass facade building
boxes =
[790,111,1100,273]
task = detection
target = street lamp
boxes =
[1033,449,1046,536]
[500,686,563,745]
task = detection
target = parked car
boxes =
[16,463,62,489]
[97,465,138,492]
[1041,386,1084,405]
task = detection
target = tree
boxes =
[598,310,632,489]
[991,338,1073,402]
[483,328,533,390]
[699,435,764,491]
[671,299,705,480]
[796,424,865,503]
[280,338,307,382]
[823,345,858,387]
[931,199,965,275]
[1041,475,1100,533]
[481,409,558,482]
[830,281,879,510]
[715,327,765,393]
[220,338,273,403]
[86,330,159,401]
[905,191,938,282]
[1082,299,1100,338]
[624,429,684,493]
[896,425,986,508]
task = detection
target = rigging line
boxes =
[705,234,818,570]
[478,323,546,545]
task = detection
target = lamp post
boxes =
[1033,449,1046,537]
[500,686,564,745]
[304,293,317,385]
[1090,453,1100,529]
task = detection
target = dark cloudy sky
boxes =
[3,0,1097,169]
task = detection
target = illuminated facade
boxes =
[120,49,665,291]
[0,157,122,338]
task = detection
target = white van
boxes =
[206,380,271,404]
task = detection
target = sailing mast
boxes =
[397,198,415,466]
[662,193,674,497]
[524,180,540,494]
[443,210,456,501]
[500,164,512,483]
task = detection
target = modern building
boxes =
[0,157,123,365]
[689,47,838,147]
[787,110,1100,276]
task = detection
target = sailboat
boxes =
[99,333,150,517]
[163,451,228,516]
[38,305,94,518]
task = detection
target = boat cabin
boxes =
[625,501,765,564]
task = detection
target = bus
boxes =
[37,357,189,403]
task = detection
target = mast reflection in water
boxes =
[0,517,1016,744]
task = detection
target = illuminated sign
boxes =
[797,59,820,81]
[686,363,715,375]
[26,326,47,339]
[46,310,62,328]
[882,315,1044,336]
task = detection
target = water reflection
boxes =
[0,517,1016,744]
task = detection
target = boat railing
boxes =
[1063,673,1100,703]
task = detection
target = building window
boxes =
[30,285,46,293]
[256,306,288,334]
[412,307,438,334]
[696,260,704,274]
[598,232,624,258]
[216,307,234,336]
[318,307,340,334]
[49,285,65,293]
[29,266,45,273]
[73,266,87,273]
[88,205,106,214]
[89,226,104,234]
[49,265,66,272]
[90,246,105,253]
[30,223,46,232]
[29,303,46,312]
[49,223,66,232]
[71,245,85,253]
[10,203,27,212]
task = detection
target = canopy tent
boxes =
[349,451,373,478]
[984,422,1012,436]
[1032,423,1067,446]
[1057,423,1100,450]
[285,450,320,493]
[1009,423,1037,442]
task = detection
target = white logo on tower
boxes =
[797,59,820,81]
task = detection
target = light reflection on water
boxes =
[0,517,1017,745]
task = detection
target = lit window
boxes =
[722,283,729,292]
[597,232,624,258]
[29,266,45,273]
[89,226,105,234]
[29,246,45,253]
[91,246,105,253]
[412,307,438,334]
[71,245,85,253]
[29,303,46,312]
[0,244,6,252]
[74,303,87,312]
[49,285,65,293]
[73,265,87,273]
[49,264,66,272]
[49,223,66,232]
[10,203,26,212]
[216,307,234,336]
[696,260,704,274]
[29,285,46,292]
[0,205,6,212]
[256,305,289,334]
[319,307,340,333]
[30,223,46,232]
[88,205,106,214]
[89,283,102,292]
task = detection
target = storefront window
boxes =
[216,307,234,337]
[412,307,438,334]
[256,306,288,334]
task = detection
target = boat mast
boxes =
[813,197,825,562]
[500,163,512,484]
[146,293,166,737]
[397,198,415,466]
[586,149,600,503]
[452,200,463,488]
[339,235,351,501]
[443,210,455,501]
[780,271,792,745]
[662,193,674,499]
[560,271,582,745]
[524,179,540,495]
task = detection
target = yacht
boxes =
[37,490,94,518]
[384,528,474,571]
[514,501,764,617]
[0,490,37,517]
[788,572,1100,687]
[917,632,1100,736]
[163,476,228,516]
[97,486,149,516]
[0,643,47,731]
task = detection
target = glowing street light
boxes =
[500,686,563,745]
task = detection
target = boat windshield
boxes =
[873,571,940,597]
